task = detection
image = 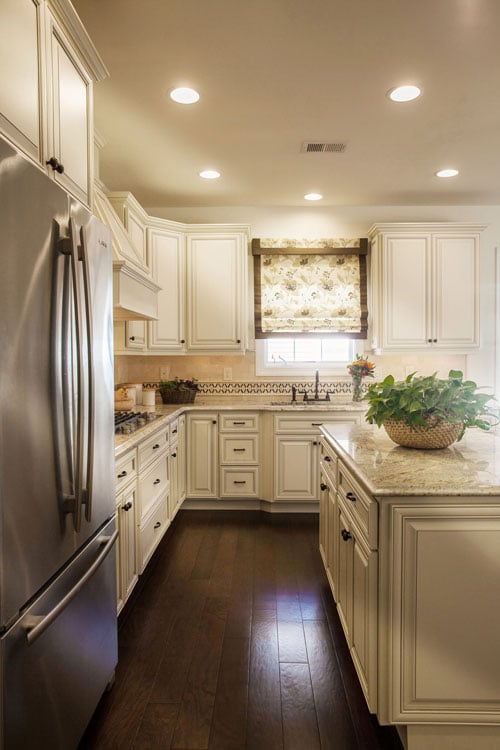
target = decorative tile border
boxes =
[142,380,359,397]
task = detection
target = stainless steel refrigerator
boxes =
[0,136,118,748]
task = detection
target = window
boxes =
[255,337,357,376]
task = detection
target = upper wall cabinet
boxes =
[0,0,107,207]
[368,223,485,353]
[148,224,186,352]
[186,231,247,352]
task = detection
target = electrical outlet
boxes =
[223,367,232,381]
[160,366,170,380]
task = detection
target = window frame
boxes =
[255,337,358,376]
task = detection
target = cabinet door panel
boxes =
[187,235,243,350]
[434,235,479,347]
[49,19,91,203]
[0,0,41,159]
[186,414,218,497]
[383,236,430,348]
[335,506,353,642]
[149,229,185,350]
[274,436,318,501]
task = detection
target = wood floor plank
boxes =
[208,636,250,750]
[280,662,321,750]
[246,608,283,750]
[277,618,308,663]
[132,703,179,749]
[304,619,358,750]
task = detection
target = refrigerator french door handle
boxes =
[24,530,118,645]
[53,224,78,521]
[69,217,85,533]
[77,224,95,524]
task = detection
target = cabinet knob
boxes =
[129,336,136,341]
[341,529,352,542]
[236,339,241,343]
[313,440,318,446]
[123,501,132,511]
[180,339,185,344]
[117,470,127,478]
[433,338,438,343]
[346,491,357,502]
[320,482,328,491]
[153,478,161,485]
[171,452,177,458]
[154,521,161,529]
[212,420,217,424]
[46,156,65,174]
[152,444,160,450]
[324,455,331,462]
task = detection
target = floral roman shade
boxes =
[253,238,368,338]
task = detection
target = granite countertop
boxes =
[115,397,366,458]
[321,422,500,497]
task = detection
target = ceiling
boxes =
[73,0,500,208]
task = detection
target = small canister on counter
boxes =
[131,383,143,404]
[142,387,156,406]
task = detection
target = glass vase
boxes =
[352,376,363,402]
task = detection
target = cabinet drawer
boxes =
[338,463,377,548]
[320,438,338,487]
[138,427,168,470]
[274,413,336,433]
[219,435,259,464]
[220,467,260,497]
[138,454,168,520]
[219,413,260,432]
[115,450,137,494]
[138,497,168,572]
[169,418,179,444]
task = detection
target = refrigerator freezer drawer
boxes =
[1,516,118,750]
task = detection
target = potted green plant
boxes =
[158,377,199,404]
[364,369,498,449]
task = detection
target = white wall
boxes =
[147,204,500,393]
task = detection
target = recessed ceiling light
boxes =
[387,85,421,102]
[199,169,221,179]
[304,193,323,201]
[170,87,200,104]
[435,168,459,178]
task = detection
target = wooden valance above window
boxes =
[252,237,368,339]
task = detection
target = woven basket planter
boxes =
[159,388,197,405]
[383,417,462,449]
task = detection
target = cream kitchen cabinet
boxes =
[114,448,138,614]
[107,192,149,272]
[273,412,360,504]
[148,224,186,352]
[137,425,169,572]
[186,232,248,352]
[368,223,485,352]
[168,414,186,520]
[186,412,219,498]
[0,0,107,206]
[219,413,260,498]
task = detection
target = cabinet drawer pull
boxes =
[152,443,160,450]
[341,529,352,542]
[153,478,161,485]
[154,521,161,529]
[346,491,357,502]
[233,447,246,452]
[123,501,132,511]
[324,455,331,462]
[311,423,323,426]
[232,421,246,425]
[117,470,128,479]
[320,482,328,491]
[234,480,246,484]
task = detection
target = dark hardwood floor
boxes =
[79,510,402,750]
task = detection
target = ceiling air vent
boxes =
[301,141,347,153]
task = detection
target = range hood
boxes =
[93,181,160,320]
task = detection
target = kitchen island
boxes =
[319,423,500,750]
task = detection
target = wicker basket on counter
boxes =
[383,417,462,449]
[159,388,197,405]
